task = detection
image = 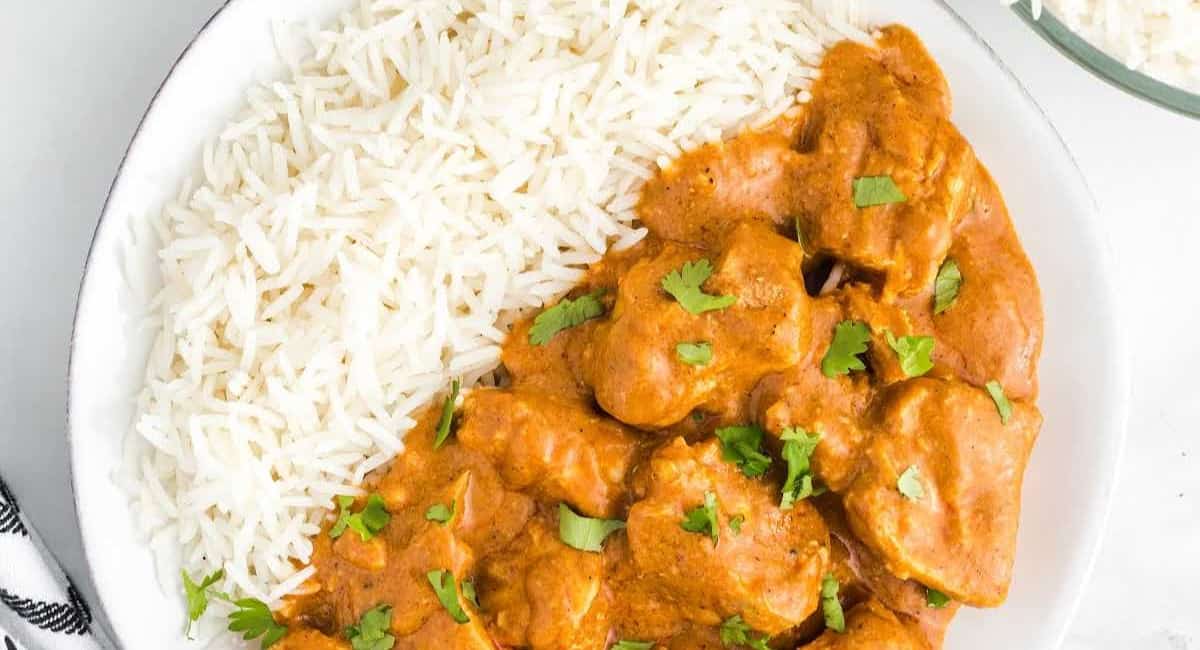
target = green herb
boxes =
[661,259,737,315]
[433,378,461,449]
[934,259,962,314]
[926,588,951,609]
[461,580,480,610]
[612,641,655,650]
[676,341,713,366]
[426,570,470,624]
[821,574,846,633]
[329,495,356,539]
[852,175,907,208]
[228,597,288,648]
[719,615,771,650]
[425,501,455,525]
[692,411,705,423]
[345,604,395,650]
[884,331,935,377]
[986,380,1013,425]
[680,491,719,545]
[780,427,822,510]
[897,465,925,501]
[346,494,391,542]
[528,290,607,345]
[558,503,626,552]
[182,569,225,636]
[729,514,745,535]
[794,216,807,253]
[714,425,772,478]
[821,320,870,378]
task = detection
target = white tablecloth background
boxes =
[0,1,1195,647]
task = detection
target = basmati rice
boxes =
[1014,0,1200,93]
[120,0,868,622]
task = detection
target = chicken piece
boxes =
[753,297,873,492]
[637,116,808,244]
[479,517,609,650]
[793,27,977,298]
[624,438,829,636]
[392,608,496,650]
[456,389,641,518]
[582,224,810,429]
[803,600,927,650]
[274,628,349,650]
[843,378,1041,606]
[817,497,958,649]
[906,167,1043,400]
[837,284,923,385]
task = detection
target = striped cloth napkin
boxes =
[0,477,113,650]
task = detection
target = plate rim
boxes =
[65,1,1131,647]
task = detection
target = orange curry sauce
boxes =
[274,26,1043,650]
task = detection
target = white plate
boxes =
[68,1,1129,648]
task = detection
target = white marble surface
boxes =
[0,1,1195,648]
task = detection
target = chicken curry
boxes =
[273,26,1044,650]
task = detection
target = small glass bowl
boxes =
[1010,0,1200,119]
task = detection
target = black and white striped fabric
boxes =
[0,477,112,650]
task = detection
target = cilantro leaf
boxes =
[821,574,846,633]
[345,604,395,650]
[661,259,736,315]
[426,570,470,624]
[346,494,391,542]
[433,379,461,449]
[680,491,719,545]
[986,380,1013,425]
[897,465,925,501]
[676,341,713,366]
[780,427,822,510]
[729,514,745,535]
[934,259,962,314]
[612,641,655,650]
[715,425,772,478]
[329,495,355,539]
[821,320,870,378]
[852,175,907,208]
[528,290,607,345]
[425,501,455,525]
[557,503,626,552]
[884,331,935,377]
[182,569,225,636]
[228,597,288,648]
[461,580,480,610]
[719,615,771,649]
[926,588,952,609]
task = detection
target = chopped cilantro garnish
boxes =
[612,641,655,650]
[661,259,736,315]
[719,615,771,649]
[557,503,625,552]
[528,290,607,345]
[345,604,395,650]
[986,380,1013,424]
[426,570,470,624]
[461,580,480,609]
[680,491,719,545]
[343,494,391,542]
[182,569,225,637]
[676,341,713,366]
[228,597,288,648]
[926,587,952,609]
[852,175,907,208]
[425,501,455,525]
[729,514,745,535]
[821,573,846,633]
[884,330,935,377]
[780,427,822,509]
[715,425,772,478]
[934,259,962,314]
[433,378,461,449]
[821,320,870,378]
[329,495,355,539]
[897,465,925,501]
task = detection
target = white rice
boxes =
[120,0,867,618]
[1015,0,1200,93]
